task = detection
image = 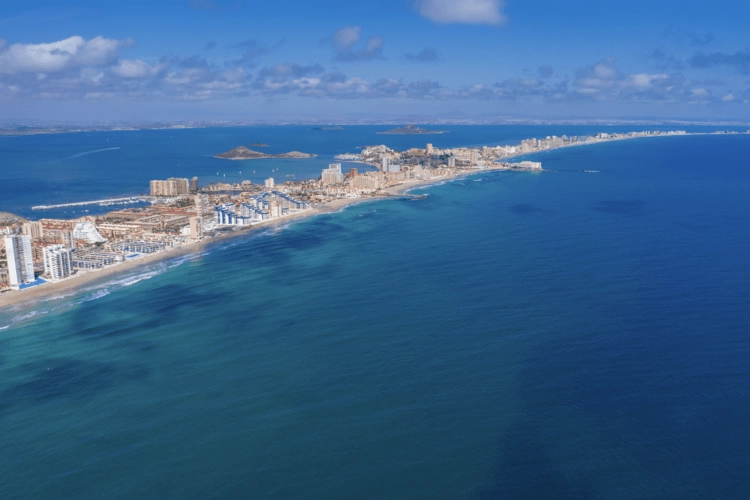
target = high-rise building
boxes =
[351,175,380,191]
[426,143,433,155]
[470,150,478,165]
[447,156,456,168]
[195,194,210,216]
[189,216,203,241]
[190,176,200,192]
[347,168,358,178]
[381,157,391,172]
[4,234,35,289]
[265,178,275,189]
[22,221,43,240]
[43,244,72,281]
[150,178,190,196]
[321,163,344,184]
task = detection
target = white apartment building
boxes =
[43,244,72,281]
[73,222,107,244]
[4,234,35,289]
[321,163,344,184]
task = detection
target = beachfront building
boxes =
[190,216,202,241]
[265,178,274,189]
[43,244,72,281]
[190,177,200,192]
[73,222,107,244]
[111,241,166,254]
[350,175,380,191]
[4,234,35,289]
[215,203,254,226]
[70,250,123,270]
[150,178,190,197]
[321,164,344,185]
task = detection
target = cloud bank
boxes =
[0,35,745,108]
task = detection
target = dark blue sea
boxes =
[1,127,750,498]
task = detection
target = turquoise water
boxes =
[1,132,750,498]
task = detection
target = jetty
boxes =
[32,196,152,211]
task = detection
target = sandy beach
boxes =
[0,193,400,310]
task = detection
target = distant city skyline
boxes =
[1,0,749,124]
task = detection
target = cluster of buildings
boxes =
[0,186,213,291]
[214,190,310,226]
[0,174,317,292]
[149,177,199,197]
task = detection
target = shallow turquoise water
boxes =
[1,133,750,498]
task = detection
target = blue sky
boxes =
[1,0,749,124]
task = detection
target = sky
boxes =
[1,0,749,124]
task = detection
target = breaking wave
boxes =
[78,289,110,303]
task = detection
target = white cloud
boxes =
[111,59,163,79]
[417,0,506,26]
[722,93,735,102]
[328,27,384,62]
[626,73,669,89]
[333,26,362,50]
[0,36,127,74]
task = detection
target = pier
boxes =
[31,196,153,211]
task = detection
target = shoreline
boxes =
[0,195,386,311]
[0,131,742,311]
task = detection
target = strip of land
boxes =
[1,129,746,311]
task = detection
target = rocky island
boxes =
[376,125,447,135]
[214,146,316,160]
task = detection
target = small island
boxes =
[376,125,447,135]
[214,146,316,160]
[311,126,344,131]
[249,143,270,147]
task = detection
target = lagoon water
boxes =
[1,128,750,498]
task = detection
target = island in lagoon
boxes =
[214,146,316,160]
[376,124,447,135]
